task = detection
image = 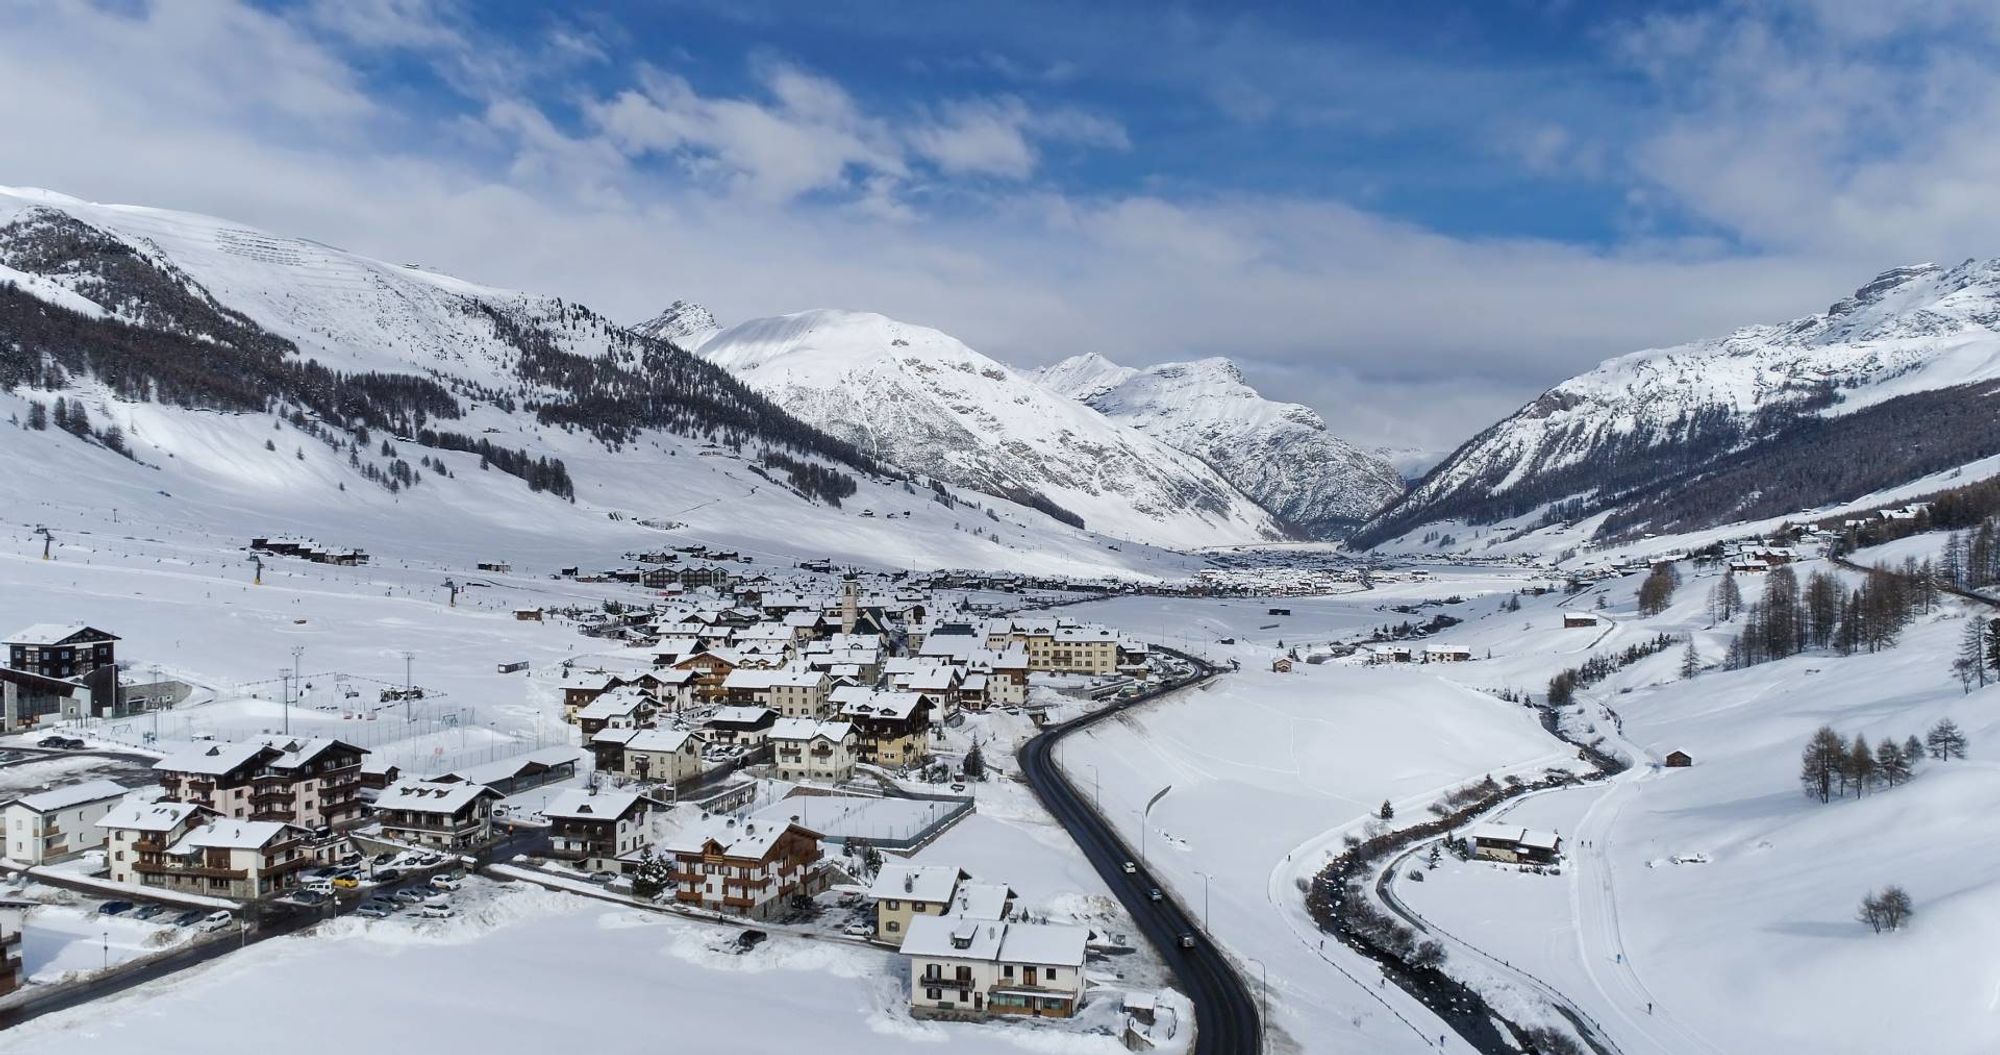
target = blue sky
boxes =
[4,0,1999,449]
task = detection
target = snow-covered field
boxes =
[1057,592,1584,1054]
[3,882,1141,1055]
[1375,557,2000,1055]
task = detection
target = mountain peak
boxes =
[633,300,720,349]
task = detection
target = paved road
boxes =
[1017,659,1263,1055]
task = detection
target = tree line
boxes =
[1546,632,1679,707]
[1799,718,1965,803]
[1723,563,1939,670]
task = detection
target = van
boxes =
[303,877,335,895]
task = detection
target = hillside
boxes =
[1037,353,1405,538]
[1355,261,2000,549]
[0,186,1193,578]
[695,310,1287,549]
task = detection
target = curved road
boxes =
[1017,658,1263,1055]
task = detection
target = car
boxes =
[1121,861,1137,874]
[97,900,135,915]
[1178,933,1196,949]
[842,922,874,939]
[734,929,768,952]
[172,909,205,927]
[588,871,619,884]
[416,851,444,866]
[303,878,335,895]
[37,735,77,749]
[131,904,166,920]
[1148,888,1164,902]
[354,905,392,919]
[949,783,966,792]
[418,904,456,919]
[331,876,361,890]
[290,890,330,907]
[371,852,396,865]
[201,911,235,932]
[429,874,463,892]
[336,852,362,867]
[374,867,401,883]
[392,888,429,905]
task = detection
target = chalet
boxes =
[868,863,970,941]
[574,686,654,741]
[769,719,858,784]
[704,705,778,748]
[98,800,216,887]
[1664,749,1693,768]
[895,664,964,719]
[370,780,502,850]
[673,650,742,705]
[721,664,831,717]
[1270,657,1293,673]
[662,814,824,919]
[513,609,543,622]
[1562,613,1602,630]
[154,737,368,832]
[838,690,935,769]
[1422,645,1473,663]
[543,789,666,873]
[1728,559,1771,575]
[1465,823,1563,865]
[901,917,1088,1019]
[1365,645,1414,665]
[4,624,118,680]
[3,778,128,863]
[595,727,701,786]
[559,670,625,723]
[151,819,314,899]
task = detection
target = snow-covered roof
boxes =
[9,778,129,813]
[768,718,853,744]
[707,705,775,727]
[951,881,1015,921]
[374,779,498,815]
[543,789,661,822]
[838,690,931,721]
[4,623,115,645]
[868,863,967,904]
[898,917,1085,968]
[153,740,272,776]
[659,812,817,860]
[169,819,301,852]
[622,728,696,753]
[98,799,209,832]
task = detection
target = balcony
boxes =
[134,861,247,881]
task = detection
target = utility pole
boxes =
[279,669,291,736]
[34,525,53,560]
[251,554,263,585]
[402,651,415,722]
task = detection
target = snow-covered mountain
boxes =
[1036,353,1406,538]
[0,186,1200,577]
[693,310,1286,548]
[634,299,720,348]
[1356,260,2000,548]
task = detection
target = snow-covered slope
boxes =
[1037,353,1405,538]
[1358,261,2000,549]
[696,310,1286,548]
[0,186,1200,578]
[634,299,720,349]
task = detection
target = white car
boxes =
[429,875,464,892]
[201,910,235,932]
[418,904,456,919]
[1121,861,1137,874]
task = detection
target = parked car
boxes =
[172,909,205,927]
[37,736,81,749]
[303,877,335,895]
[201,911,235,932]
[97,900,135,915]
[428,874,463,892]
[290,890,330,907]
[131,903,166,920]
[734,929,768,952]
[374,867,401,883]
[354,905,391,919]
[418,904,456,920]
[842,922,874,939]
[331,876,361,890]
[588,871,618,884]
[392,888,429,905]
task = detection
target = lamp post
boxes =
[1193,869,1212,930]
[1142,785,1172,866]
[1244,955,1269,1055]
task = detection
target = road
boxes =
[1016,657,1263,1055]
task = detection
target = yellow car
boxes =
[331,876,361,890]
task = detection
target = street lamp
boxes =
[1244,955,1269,1055]
[1142,785,1172,866]
[1193,869,1212,930]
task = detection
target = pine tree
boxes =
[1955,619,1991,691]
[1379,799,1395,821]
[963,741,986,782]
[1926,718,1968,761]
[1876,737,1910,787]
[1845,733,1876,797]
[1800,725,1844,803]
[1680,639,1700,679]
[24,402,46,430]
[1903,734,1925,775]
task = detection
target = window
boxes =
[886,920,900,933]
[925,987,941,1001]
[1003,965,1014,977]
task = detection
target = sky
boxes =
[3,0,2000,453]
